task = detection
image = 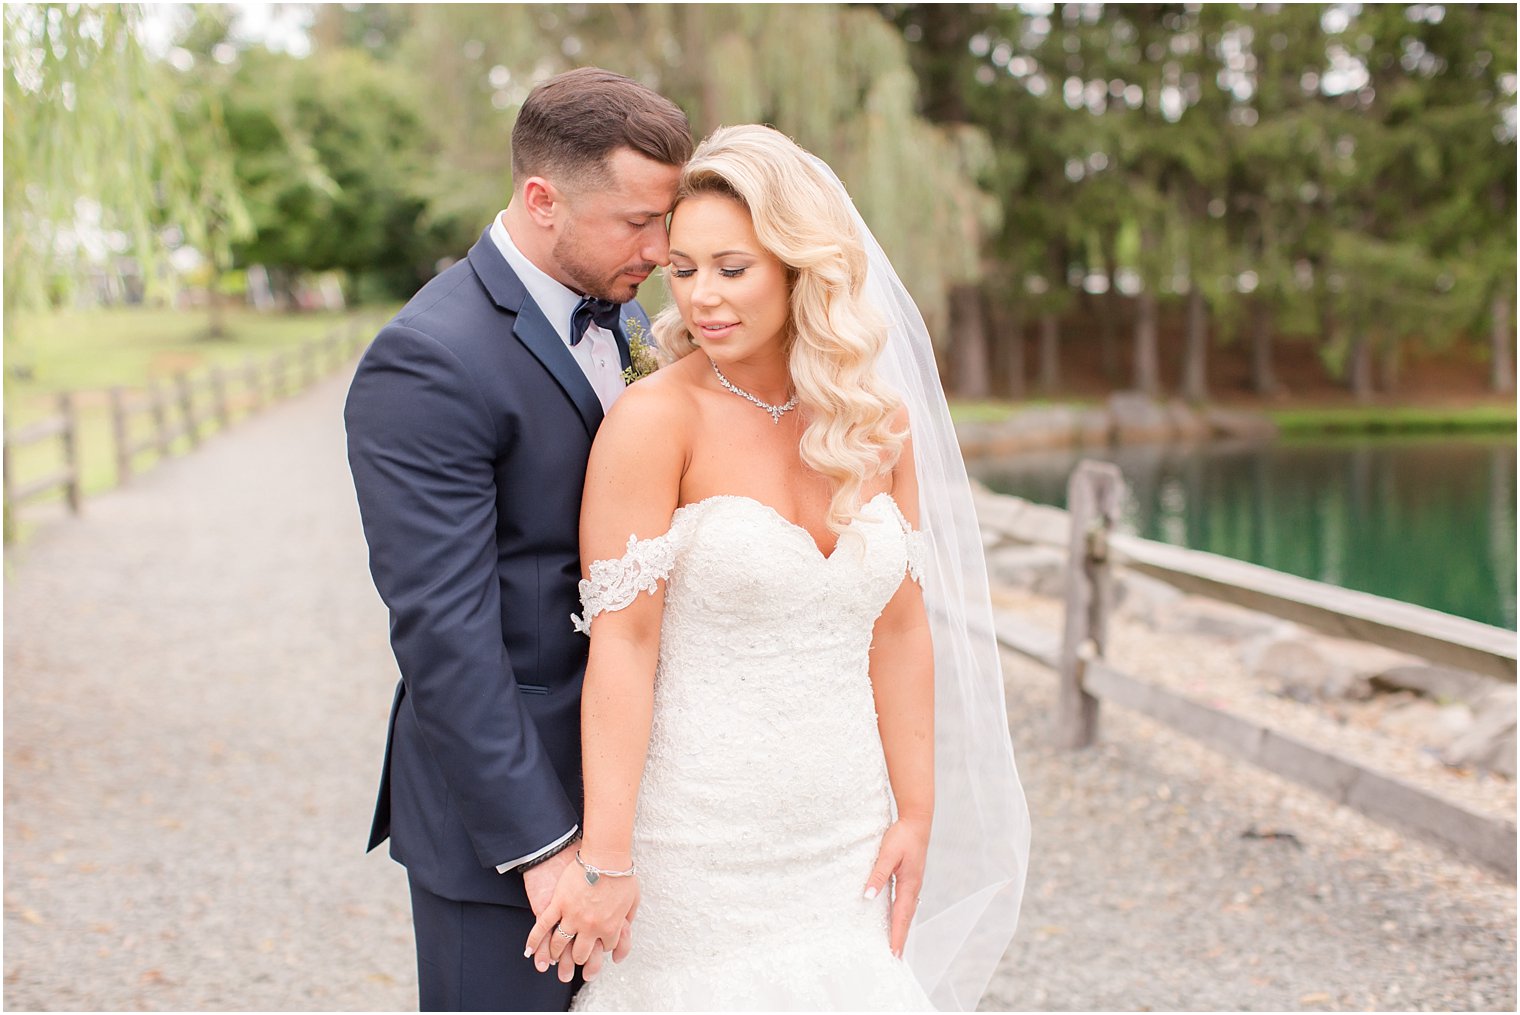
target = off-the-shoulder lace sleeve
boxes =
[885,497,928,586]
[571,531,679,635]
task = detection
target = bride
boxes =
[525,124,1029,1011]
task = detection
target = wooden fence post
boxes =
[270,352,286,401]
[210,365,230,431]
[1057,459,1126,748]
[57,392,81,514]
[244,355,263,412]
[110,385,132,485]
[176,371,199,448]
[150,380,172,459]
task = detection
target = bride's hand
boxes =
[864,816,931,959]
[524,854,641,983]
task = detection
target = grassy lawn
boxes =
[1267,403,1517,436]
[949,397,1516,435]
[947,398,1097,424]
[6,305,396,395]
[948,400,1022,424]
[4,304,394,538]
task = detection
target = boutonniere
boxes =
[621,317,661,385]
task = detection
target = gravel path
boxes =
[4,368,1515,1011]
[988,648,1516,1012]
[5,371,416,1011]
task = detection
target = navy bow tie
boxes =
[571,296,622,346]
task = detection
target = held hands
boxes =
[863,816,931,959]
[525,851,640,984]
[521,847,577,915]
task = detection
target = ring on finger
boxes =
[554,925,576,940]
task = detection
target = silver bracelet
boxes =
[576,849,636,885]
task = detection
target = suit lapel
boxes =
[467,229,605,437]
[514,300,605,435]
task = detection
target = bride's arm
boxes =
[865,426,935,958]
[578,380,688,870]
[525,379,690,982]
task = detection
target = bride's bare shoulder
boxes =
[590,354,705,463]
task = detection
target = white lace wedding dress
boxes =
[568,491,935,1012]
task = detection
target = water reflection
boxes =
[972,435,1518,630]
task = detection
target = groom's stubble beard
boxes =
[552,219,654,305]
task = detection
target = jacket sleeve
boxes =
[344,322,579,869]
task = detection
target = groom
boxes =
[344,68,690,1011]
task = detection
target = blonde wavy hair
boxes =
[652,124,906,533]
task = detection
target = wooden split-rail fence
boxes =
[985,459,1517,877]
[2,317,377,541]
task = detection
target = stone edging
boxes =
[956,391,1278,457]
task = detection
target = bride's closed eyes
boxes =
[668,266,747,279]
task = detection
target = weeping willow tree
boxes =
[388,3,996,344]
[2,3,246,344]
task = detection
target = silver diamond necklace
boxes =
[709,359,798,425]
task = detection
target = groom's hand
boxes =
[524,850,633,982]
[522,848,577,917]
[524,857,640,983]
[580,918,633,984]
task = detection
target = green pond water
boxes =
[971,433,1517,630]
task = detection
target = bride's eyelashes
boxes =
[669,267,747,279]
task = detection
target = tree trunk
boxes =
[205,268,228,341]
[1133,290,1160,397]
[1099,235,1121,382]
[1039,313,1060,393]
[1134,225,1161,396]
[1378,339,1401,394]
[1493,290,1514,394]
[270,267,298,311]
[1040,242,1066,394]
[1347,330,1374,403]
[1311,252,1337,387]
[682,12,720,131]
[919,8,973,122]
[990,292,1025,400]
[948,283,990,399]
[1249,296,1277,396]
[1182,282,1208,403]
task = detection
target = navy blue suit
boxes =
[344,229,643,1009]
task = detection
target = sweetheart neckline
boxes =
[669,491,901,562]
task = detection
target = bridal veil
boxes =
[804,153,1031,1012]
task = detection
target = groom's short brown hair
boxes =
[511,67,692,189]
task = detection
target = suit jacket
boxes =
[344,227,643,908]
